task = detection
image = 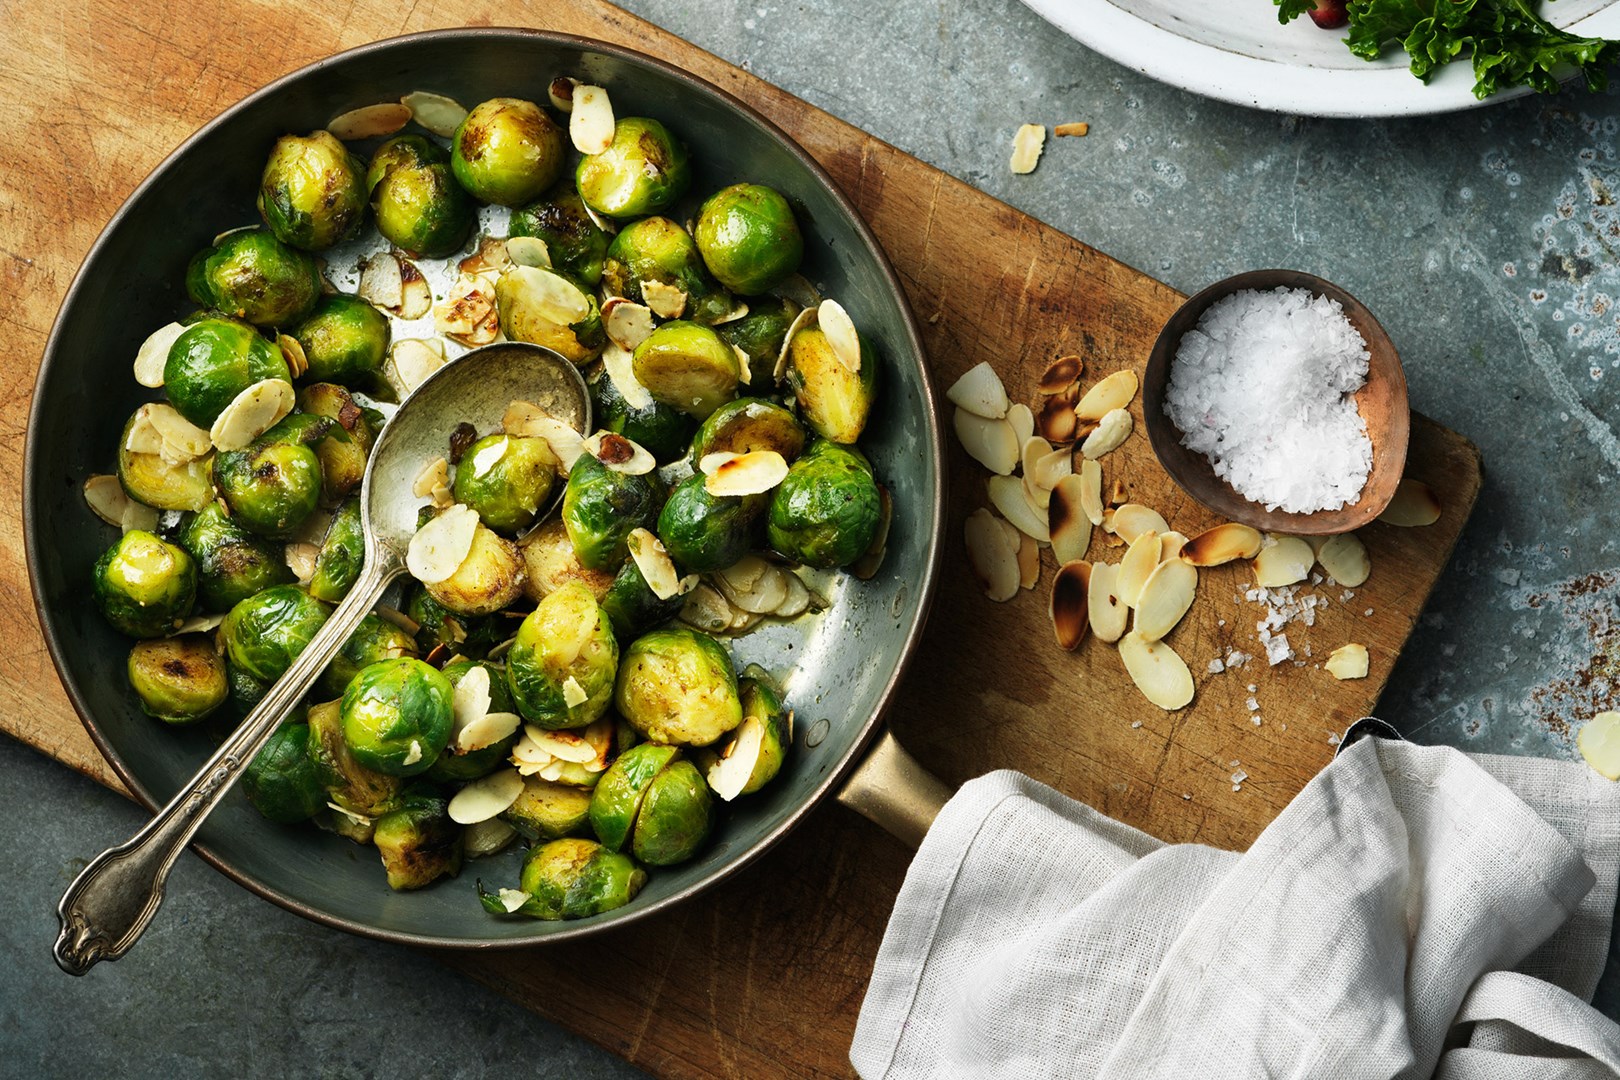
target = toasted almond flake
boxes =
[504,408,584,473]
[1020,435,1053,479]
[1080,408,1132,459]
[451,663,493,736]
[171,613,225,636]
[946,362,1010,419]
[413,457,451,500]
[952,408,1018,476]
[1077,459,1105,526]
[776,572,812,617]
[720,553,767,592]
[386,338,448,397]
[509,729,552,767]
[434,273,500,346]
[642,280,688,320]
[1017,533,1040,590]
[702,450,790,497]
[327,801,373,826]
[144,404,212,464]
[401,740,424,767]
[774,304,818,382]
[705,717,765,801]
[716,559,789,614]
[407,504,480,584]
[504,265,591,326]
[587,344,653,415]
[1010,123,1046,175]
[134,322,186,387]
[1006,402,1035,445]
[1118,530,1161,608]
[569,84,615,155]
[584,431,655,476]
[327,102,411,140]
[400,90,467,137]
[1038,355,1083,394]
[1107,478,1129,507]
[1317,532,1370,587]
[681,583,736,633]
[448,768,526,825]
[456,710,519,758]
[1325,643,1370,681]
[83,475,132,527]
[374,605,421,636]
[1035,395,1078,445]
[1159,531,1189,562]
[1119,632,1194,711]
[396,259,432,319]
[1181,523,1263,567]
[1022,472,1052,511]
[731,344,753,386]
[1050,560,1090,650]
[987,474,1050,543]
[539,761,566,781]
[460,237,513,277]
[714,300,750,326]
[1379,479,1442,527]
[209,379,294,451]
[504,235,552,268]
[965,508,1021,602]
[1076,370,1139,421]
[1031,446,1073,491]
[1088,561,1128,643]
[277,333,309,379]
[561,676,589,709]
[991,514,1021,554]
[124,406,164,455]
[1253,535,1315,588]
[1049,474,1093,564]
[1133,558,1196,642]
[462,436,506,479]
[359,252,404,310]
[603,297,656,352]
[1055,122,1090,137]
[121,499,159,534]
[1579,712,1620,780]
[548,76,579,111]
[818,299,861,373]
[491,887,529,913]
[284,541,319,584]
[629,528,688,600]
[1110,503,1170,545]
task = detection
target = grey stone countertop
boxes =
[8,0,1620,1073]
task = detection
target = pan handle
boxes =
[835,730,952,850]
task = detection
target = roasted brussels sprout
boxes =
[257,130,367,251]
[589,743,713,866]
[631,321,740,420]
[699,676,790,800]
[185,228,322,327]
[656,472,756,574]
[308,498,365,603]
[689,397,806,465]
[179,502,294,612]
[243,721,326,824]
[221,583,330,683]
[453,434,557,535]
[93,530,197,637]
[509,181,611,286]
[306,698,404,818]
[374,785,463,890]
[318,611,418,699]
[785,324,877,444]
[292,296,390,389]
[126,635,228,724]
[163,316,291,429]
[451,98,566,207]
[518,518,617,603]
[615,626,742,746]
[694,184,803,295]
[501,775,593,840]
[559,452,664,572]
[494,265,605,365]
[403,583,505,658]
[366,135,475,258]
[228,662,271,713]
[270,410,364,506]
[601,216,736,326]
[588,366,695,466]
[588,742,676,853]
[505,582,619,730]
[425,519,525,617]
[297,382,379,447]
[340,657,455,777]
[717,296,799,393]
[575,117,690,219]
[426,658,520,783]
[212,416,326,539]
[767,440,882,569]
[600,554,683,641]
[481,837,646,920]
[117,427,214,516]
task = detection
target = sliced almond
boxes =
[705,716,765,801]
[681,583,736,633]
[702,450,790,497]
[83,474,133,527]
[1107,477,1130,507]
[1017,533,1040,590]
[1055,122,1090,137]
[124,406,164,455]
[1023,471,1052,511]
[714,301,750,326]
[1317,532,1370,587]
[133,322,186,387]
[1578,711,1620,780]
[586,432,656,476]
[327,102,411,141]
[965,508,1020,602]
[1009,123,1046,175]
[504,235,552,269]
[1031,446,1073,492]
[464,818,519,858]
[1078,459,1104,526]
[1080,407,1132,459]
[504,405,584,473]
[171,613,225,636]
[1049,560,1090,650]
[628,528,692,601]
[1117,530,1161,608]
[1049,474,1093,564]
[773,304,818,382]
[434,274,501,346]
[284,541,319,584]
[987,475,1050,543]
[1035,395,1078,445]
[209,379,294,451]
[776,572,812,618]
[1159,531,1188,562]
[818,299,861,373]
[1181,523,1263,567]
[1020,436,1053,481]
[278,333,309,379]
[952,408,1018,476]
[548,76,579,112]
[991,514,1021,554]
[1119,632,1194,711]
[145,404,212,464]
[396,258,431,319]
[1006,402,1035,445]
[413,457,451,500]
[1076,370,1139,421]
[358,252,405,311]
[568,84,615,155]
[561,676,589,709]
[1088,562,1128,642]
[1379,479,1441,527]
[1133,558,1196,642]
[407,504,479,585]
[1038,355,1082,394]
[1253,535,1315,588]
[1110,503,1169,545]
[400,90,467,137]
[386,338,448,397]
[946,362,1010,419]
[641,280,688,320]
[603,298,656,351]
[1325,643,1370,681]
[451,664,493,735]
[503,265,591,326]
[731,344,753,386]
[460,236,513,277]
[447,768,525,825]
[716,559,789,614]
[121,499,159,534]
[600,341,654,412]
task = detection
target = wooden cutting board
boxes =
[0,1,1481,1076]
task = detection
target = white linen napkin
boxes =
[851,737,1620,1079]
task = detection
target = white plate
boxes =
[1020,0,1620,117]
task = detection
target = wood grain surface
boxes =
[1,1,1482,1076]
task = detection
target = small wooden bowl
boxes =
[1143,269,1409,536]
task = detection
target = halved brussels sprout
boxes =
[404,583,506,658]
[367,134,475,258]
[297,382,379,452]
[163,316,291,429]
[309,497,365,603]
[717,296,799,393]
[631,321,739,421]
[243,721,326,824]
[93,530,197,637]
[425,520,525,617]
[186,228,322,327]
[575,117,690,219]
[561,452,664,571]
[306,698,404,818]
[482,837,645,920]
[501,775,594,841]
[694,184,803,296]
[452,98,566,207]
[615,626,742,746]
[179,502,294,612]
[588,742,677,853]
[494,265,605,365]
[588,366,695,466]
[426,657,520,783]
[271,411,364,506]
[117,410,216,513]
[257,130,367,251]
[340,657,455,777]
[600,555,684,642]
[600,216,736,326]
[212,416,326,539]
[318,611,418,699]
[689,397,805,465]
[509,181,611,286]
[453,434,557,535]
[656,472,756,574]
[292,296,391,389]
[127,635,228,724]
[505,582,619,730]
[588,743,713,865]
[767,440,882,569]
[374,785,463,891]
[786,325,877,444]
[518,518,617,603]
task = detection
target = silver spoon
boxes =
[54,341,590,975]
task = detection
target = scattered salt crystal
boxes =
[1310,573,1323,585]
[1327,732,1342,746]
[1217,619,1226,627]
[1231,769,1248,784]
[1208,658,1226,673]
[1233,784,1243,792]
[1251,715,1262,726]
[1246,684,1258,693]
[1183,792,1192,800]
[1341,590,1355,602]
[1496,568,1521,587]
[1364,608,1374,617]
[1262,631,1293,665]
[1245,696,1260,711]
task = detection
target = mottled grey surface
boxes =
[10,0,1620,1072]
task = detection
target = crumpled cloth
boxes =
[851,737,1620,1079]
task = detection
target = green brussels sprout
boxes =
[600,553,683,641]
[178,502,294,612]
[296,382,379,446]
[689,397,806,465]
[717,296,800,393]
[126,635,228,724]
[374,785,463,891]
[694,184,803,295]
[404,583,505,659]
[588,743,713,865]
[212,417,326,539]
[340,657,455,777]
[220,583,330,683]
[560,452,664,571]
[116,413,215,514]
[424,519,526,617]
[494,265,605,365]
[588,742,677,853]
[186,228,322,327]
[615,626,741,746]
[453,434,557,535]
[366,134,475,258]
[451,98,566,207]
[426,658,520,783]
[308,498,365,604]
[480,837,646,920]
[785,325,877,444]
[292,296,390,389]
[318,611,418,699]
[163,316,291,429]
[257,130,367,251]
[697,676,790,799]
[268,410,364,506]
[306,698,404,818]
[767,440,881,569]
[509,181,611,286]
[243,721,326,823]
[228,662,271,713]
[501,775,593,840]
[518,518,617,604]
[631,321,740,420]
[601,217,736,326]
[93,530,197,637]
[505,582,619,730]
[575,117,690,219]
[588,366,695,466]
[656,472,756,574]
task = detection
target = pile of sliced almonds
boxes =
[682,555,814,635]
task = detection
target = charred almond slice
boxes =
[412,457,450,502]
[1088,561,1128,642]
[457,711,522,755]
[1049,474,1093,564]
[505,235,552,268]
[641,280,688,320]
[569,84,616,155]
[407,504,479,585]
[1119,633,1194,711]
[1009,123,1046,174]
[1020,436,1053,481]
[1159,531,1188,562]
[987,474,1050,543]
[386,338,448,397]
[460,236,513,277]
[435,275,500,345]
[1325,643,1370,681]
[134,322,186,387]
[702,451,790,497]
[1253,535,1315,588]
[210,379,295,451]
[1181,523,1263,567]
[952,408,1018,475]
[1317,532,1370,587]
[83,475,133,527]
[1075,370,1140,421]
[1006,402,1035,445]
[946,361,1010,419]
[396,259,432,319]
[278,333,309,379]
[1035,395,1079,445]
[400,90,467,137]
[1080,408,1132,459]
[1378,479,1441,527]
[1050,560,1090,650]
[327,102,411,140]
[548,76,579,111]
[1133,558,1196,642]
[1110,503,1169,545]
[1578,712,1620,780]
[1117,530,1161,608]
[1107,477,1129,507]
[818,299,861,373]
[447,768,525,825]
[1017,533,1040,590]
[585,432,656,476]
[1078,459,1104,526]
[965,508,1020,602]
[603,298,656,351]
[1038,355,1082,394]
[358,252,404,310]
